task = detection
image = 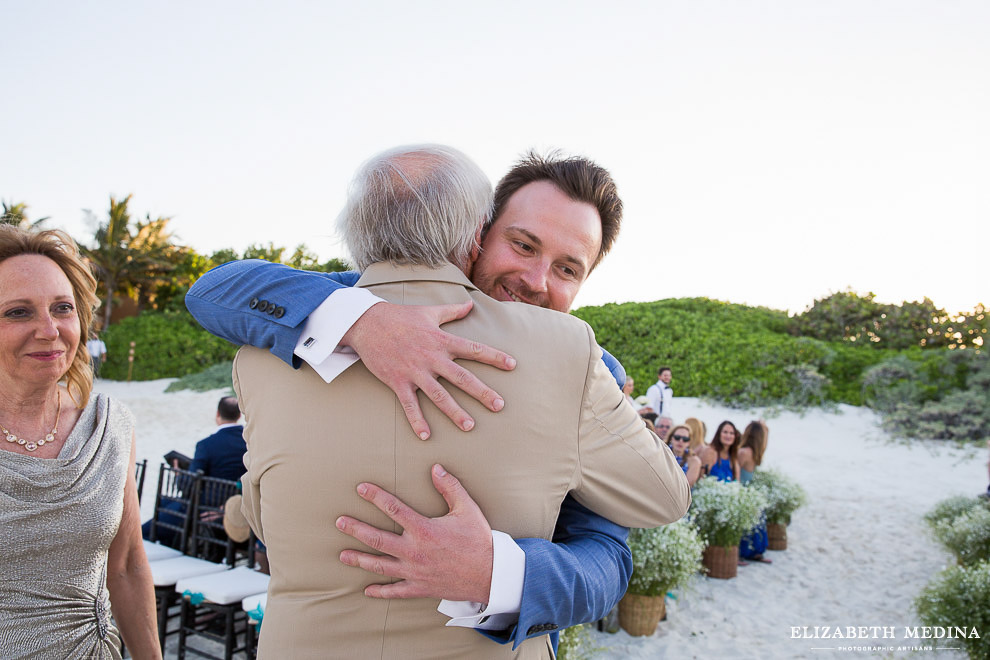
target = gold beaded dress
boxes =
[0,394,132,659]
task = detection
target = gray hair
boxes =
[338,144,493,270]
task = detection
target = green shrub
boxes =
[557,623,601,660]
[572,298,879,409]
[165,361,234,393]
[924,496,989,531]
[102,310,238,381]
[688,477,766,547]
[627,520,705,597]
[748,469,807,526]
[931,507,990,566]
[915,561,990,659]
[861,355,926,413]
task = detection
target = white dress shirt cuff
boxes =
[437,530,525,630]
[292,288,383,383]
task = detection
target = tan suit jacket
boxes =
[233,262,691,659]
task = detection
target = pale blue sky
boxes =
[4,1,988,314]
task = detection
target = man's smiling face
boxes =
[470,181,602,313]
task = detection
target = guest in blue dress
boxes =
[704,420,740,482]
[667,425,703,487]
[737,420,768,485]
[739,420,772,563]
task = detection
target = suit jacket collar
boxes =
[356,262,478,292]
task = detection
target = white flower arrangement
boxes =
[915,560,990,659]
[924,495,987,531]
[688,477,766,547]
[748,468,807,526]
[933,506,990,566]
[627,520,705,597]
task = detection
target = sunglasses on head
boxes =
[671,434,690,442]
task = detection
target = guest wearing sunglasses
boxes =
[667,425,702,487]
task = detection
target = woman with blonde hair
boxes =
[683,417,712,463]
[0,226,160,658]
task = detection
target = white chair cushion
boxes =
[150,556,226,587]
[175,566,271,605]
[242,592,267,614]
[143,540,182,561]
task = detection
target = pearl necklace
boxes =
[1,394,61,452]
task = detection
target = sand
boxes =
[94,378,984,659]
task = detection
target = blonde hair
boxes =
[684,417,707,453]
[0,225,99,408]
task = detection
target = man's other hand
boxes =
[336,464,494,604]
[340,301,516,441]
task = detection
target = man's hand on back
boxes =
[336,464,494,604]
[341,300,516,440]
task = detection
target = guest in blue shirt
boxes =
[142,397,246,546]
[189,396,247,484]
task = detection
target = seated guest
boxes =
[654,415,673,441]
[667,425,703,487]
[737,420,768,484]
[622,376,637,409]
[189,396,246,484]
[738,420,771,563]
[703,420,740,482]
[142,396,247,547]
[684,417,712,464]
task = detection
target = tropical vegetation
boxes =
[3,195,987,449]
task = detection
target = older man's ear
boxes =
[465,223,484,275]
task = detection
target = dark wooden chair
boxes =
[134,459,148,504]
[147,465,226,652]
[175,480,269,660]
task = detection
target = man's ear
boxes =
[467,223,483,271]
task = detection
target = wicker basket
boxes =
[702,544,738,579]
[618,592,666,636]
[767,523,788,550]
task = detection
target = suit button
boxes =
[249,297,259,309]
[273,306,285,318]
[527,623,553,635]
[266,303,277,315]
[257,299,269,312]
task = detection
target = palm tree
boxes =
[1,200,50,227]
[81,194,176,328]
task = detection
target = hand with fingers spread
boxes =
[336,464,494,604]
[341,301,516,440]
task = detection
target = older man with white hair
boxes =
[202,144,689,658]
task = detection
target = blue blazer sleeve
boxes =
[479,495,631,649]
[185,260,361,367]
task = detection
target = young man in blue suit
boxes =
[186,151,666,649]
[188,396,247,484]
[143,396,247,544]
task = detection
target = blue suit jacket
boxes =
[189,425,248,483]
[186,260,631,648]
